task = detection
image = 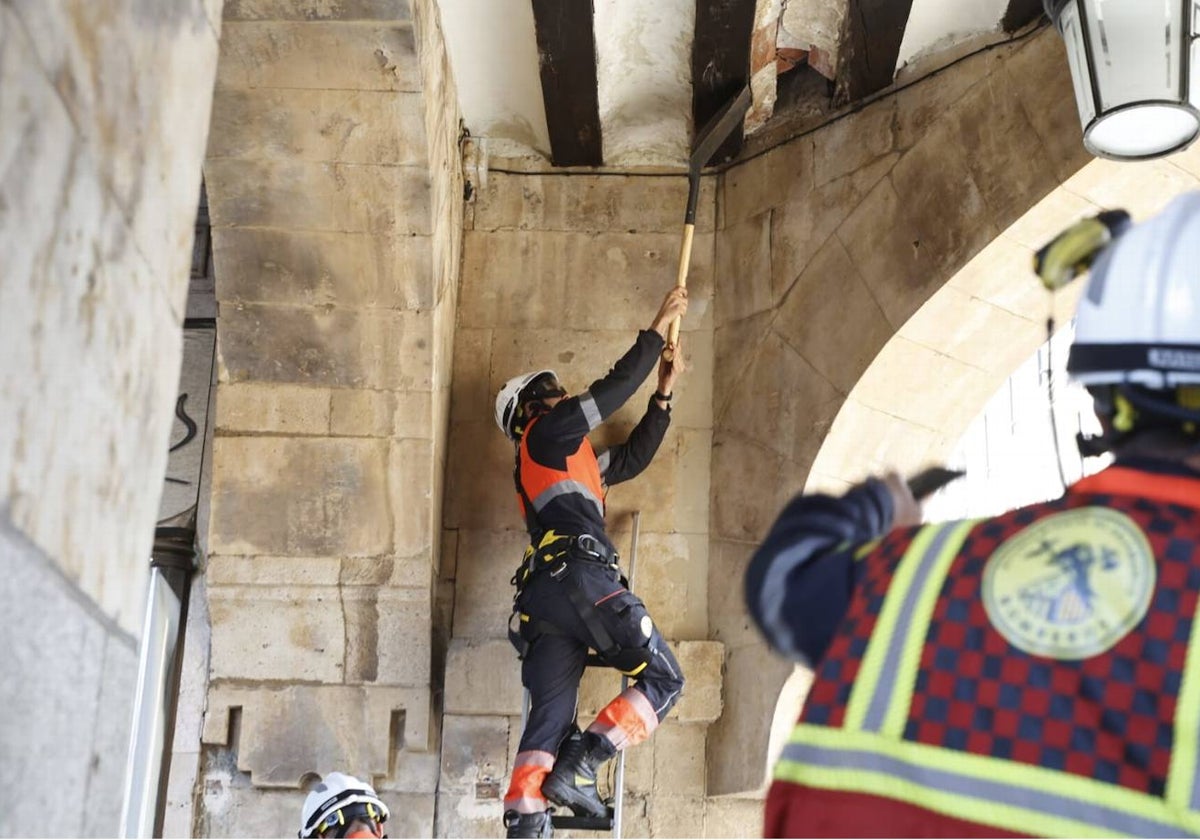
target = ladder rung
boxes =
[551,810,615,831]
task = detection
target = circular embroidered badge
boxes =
[982,508,1155,660]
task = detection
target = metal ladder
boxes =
[520,511,642,838]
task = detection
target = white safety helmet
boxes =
[298,772,389,839]
[494,369,558,440]
[1068,191,1200,390]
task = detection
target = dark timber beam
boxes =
[835,0,916,104]
[1001,0,1045,32]
[531,0,603,167]
[692,0,756,165]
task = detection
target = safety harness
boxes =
[508,446,635,668]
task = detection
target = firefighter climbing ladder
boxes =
[520,511,642,838]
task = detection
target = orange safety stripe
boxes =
[588,687,658,751]
[504,750,554,813]
[517,416,606,517]
[1072,466,1200,512]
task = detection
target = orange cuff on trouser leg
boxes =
[586,687,659,751]
[505,750,555,813]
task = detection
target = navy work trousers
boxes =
[515,558,685,754]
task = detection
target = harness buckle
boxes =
[549,561,569,579]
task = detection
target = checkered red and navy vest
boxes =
[768,466,1200,838]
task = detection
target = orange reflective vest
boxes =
[515,415,606,532]
[768,465,1200,838]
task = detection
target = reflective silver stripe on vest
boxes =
[596,449,612,477]
[579,390,603,430]
[531,479,604,519]
[781,741,1189,838]
[862,522,960,732]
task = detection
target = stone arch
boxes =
[705,26,1094,796]
[707,21,1200,790]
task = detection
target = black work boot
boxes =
[504,809,553,838]
[541,730,617,818]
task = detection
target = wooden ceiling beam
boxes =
[834,0,916,104]
[1001,0,1045,32]
[692,0,757,165]
[531,0,603,167]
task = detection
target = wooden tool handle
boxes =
[664,222,695,361]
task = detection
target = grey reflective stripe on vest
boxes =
[780,741,1190,838]
[578,390,603,430]
[862,522,960,732]
[596,449,612,478]
[531,479,604,519]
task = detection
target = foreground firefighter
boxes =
[495,288,689,838]
[746,192,1200,837]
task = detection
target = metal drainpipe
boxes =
[120,519,196,838]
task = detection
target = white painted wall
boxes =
[897,0,1007,70]
[437,0,551,158]
[594,0,694,167]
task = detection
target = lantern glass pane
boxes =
[1085,0,1185,110]
[1086,103,1199,157]
[1060,2,1097,127]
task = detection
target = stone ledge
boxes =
[202,684,432,788]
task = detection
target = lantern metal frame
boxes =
[1045,0,1200,161]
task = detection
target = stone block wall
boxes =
[0,1,220,835]
[706,27,1092,796]
[199,0,461,833]
[441,169,754,837]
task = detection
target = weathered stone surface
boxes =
[207,555,342,586]
[209,88,428,166]
[710,433,783,544]
[713,313,772,424]
[202,684,431,785]
[198,781,301,840]
[213,227,435,310]
[769,153,897,304]
[444,638,523,715]
[652,724,706,797]
[674,429,712,535]
[635,533,707,640]
[705,644,791,796]
[208,584,346,682]
[853,336,994,435]
[440,715,510,795]
[721,138,813,228]
[673,641,724,724]
[950,73,1058,226]
[808,396,945,486]
[899,284,1043,376]
[774,236,892,394]
[1001,27,1091,184]
[443,421,516,531]
[434,792,503,839]
[715,212,773,326]
[330,389,395,437]
[648,796,707,838]
[206,158,431,234]
[223,0,412,20]
[217,304,433,390]
[345,586,432,685]
[812,99,897,187]
[215,382,332,435]
[394,390,435,439]
[216,21,421,91]
[459,230,714,332]
[371,792,434,839]
[390,438,435,557]
[210,437,392,556]
[704,796,765,838]
[453,529,526,639]
[474,172,718,234]
[719,332,842,463]
[708,540,762,652]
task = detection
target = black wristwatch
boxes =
[653,391,673,402]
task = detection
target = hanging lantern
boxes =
[1044,0,1200,160]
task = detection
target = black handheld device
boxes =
[907,466,965,500]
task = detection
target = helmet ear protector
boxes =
[1081,384,1200,455]
[510,374,567,439]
